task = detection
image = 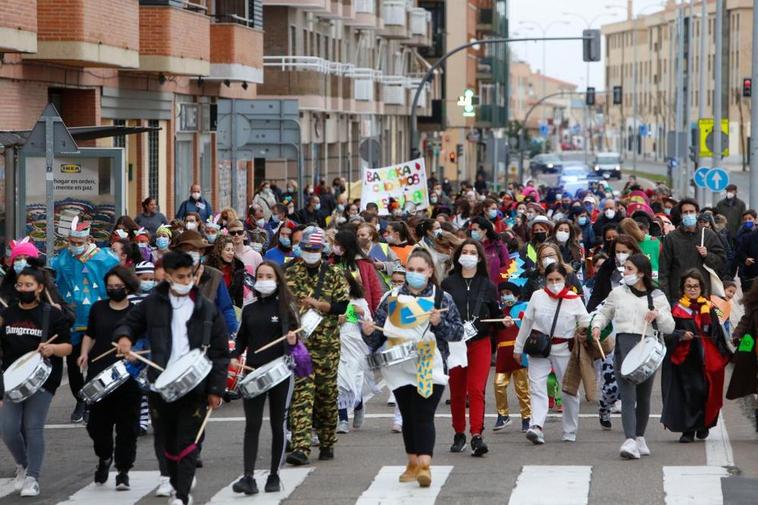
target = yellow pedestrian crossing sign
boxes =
[698,118,729,157]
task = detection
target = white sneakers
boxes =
[14,466,26,492]
[20,476,40,497]
[336,420,350,434]
[620,438,641,459]
[353,408,365,429]
[391,422,402,433]
[526,427,545,445]
[156,476,174,497]
[561,432,577,443]
[636,436,651,456]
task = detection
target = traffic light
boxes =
[583,29,601,62]
[613,86,623,105]
[688,145,697,164]
[743,78,752,98]
[449,151,456,163]
[586,87,596,106]
[456,144,463,156]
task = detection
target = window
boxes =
[289,25,296,55]
[113,119,126,148]
[148,120,159,202]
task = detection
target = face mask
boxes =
[314,204,321,211]
[156,236,170,250]
[191,192,201,200]
[279,236,291,248]
[254,279,277,296]
[433,229,443,238]
[137,242,149,249]
[375,223,380,232]
[206,233,217,244]
[548,282,565,294]
[70,244,86,256]
[726,192,735,199]
[470,230,482,241]
[664,207,672,215]
[578,216,589,226]
[406,271,428,289]
[430,195,438,204]
[553,212,565,222]
[322,243,332,255]
[272,214,282,224]
[140,280,156,293]
[604,209,616,219]
[458,254,479,269]
[256,219,266,228]
[251,242,263,253]
[682,214,698,227]
[17,290,37,304]
[384,235,399,245]
[188,251,201,266]
[555,231,570,243]
[107,287,128,302]
[616,252,630,265]
[301,251,321,265]
[533,231,547,243]
[13,259,28,275]
[170,281,193,296]
[332,245,344,256]
[185,222,198,231]
[526,212,536,221]
[292,244,302,258]
[745,221,755,229]
[501,294,517,305]
[487,209,498,220]
[623,273,639,286]
[542,257,557,269]
[337,204,345,212]
[584,203,594,212]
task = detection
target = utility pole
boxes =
[674,7,684,198]
[697,0,708,206]
[712,0,724,207]
[750,0,758,208]
[632,21,638,174]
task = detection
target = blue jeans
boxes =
[1,389,54,479]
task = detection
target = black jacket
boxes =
[587,258,622,312]
[659,226,726,303]
[113,282,230,397]
[441,273,499,342]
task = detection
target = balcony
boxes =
[477,7,494,33]
[0,0,37,53]
[262,0,329,11]
[25,0,140,68]
[477,56,493,80]
[351,67,379,101]
[408,8,431,47]
[348,0,379,29]
[139,0,211,75]
[209,22,264,83]
[260,56,329,110]
[379,0,408,39]
[382,76,407,106]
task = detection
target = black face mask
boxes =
[17,290,37,304]
[107,288,128,302]
[533,231,548,243]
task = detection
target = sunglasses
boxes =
[228,230,245,236]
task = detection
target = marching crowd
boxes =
[1,174,758,503]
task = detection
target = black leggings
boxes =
[242,376,293,475]
[393,384,444,456]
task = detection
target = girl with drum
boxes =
[77,266,142,490]
[662,269,731,443]
[0,268,72,497]
[230,261,301,495]
[514,263,588,445]
[590,254,675,459]
[441,239,500,456]
[361,249,464,488]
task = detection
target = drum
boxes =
[3,351,52,403]
[153,349,212,402]
[366,341,417,371]
[79,360,131,404]
[620,333,665,385]
[226,340,247,393]
[238,356,293,399]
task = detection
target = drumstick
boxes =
[18,334,60,366]
[700,227,705,248]
[91,347,117,363]
[407,307,450,321]
[593,336,606,360]
[253,327,304,354]
[111,343,164,371]
[238,363,255,372]
[194,408,214,445]
[44,334,58,345]
[640,321,649,343]
[116,350,151,358]
[0,296,7,308]
[480,317,521,323]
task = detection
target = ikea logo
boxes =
[60,164,81,174]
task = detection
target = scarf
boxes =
[670,296,713,365]
[543,286,580,300]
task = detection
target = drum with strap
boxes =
[3,352,52,403]
[79,360,131,404]
[620,331,665,384]
[152,317,214,402]
[237,356,293,399]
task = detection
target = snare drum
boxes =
[620,334,665,385]
[3,351,52,403]
[238,356,293,399]
[226,340,247,393]
[366,341,418,371]
[153,349,212,402]
[79,360,131,404]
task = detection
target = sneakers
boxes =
[311,431,320,447]
[232,475,258,495]
[155,476,173,497]
[696,428,710,440]
[14,465,26,492]
[636,437,651,456]
[493,415,511,431]
[526,427,545,445]
[562,432,577,442]
[94,458,112,484]
[610,400,622,413]
[70,401,86,423]
[391,422,403,433]
[353,407,364,429]
[398,464,418,483]
[620,438,641,459]
[416,464,431,488]
[264,473,281,493]
[470,435,489,457]
[115,472,130,491]
[450,433,467,453]
[521,418,531,433]
[679,431,695,443]
[168,498,191,505]
[599,412,612,430]
[336,420,350,434]
[20,476,40,497]
[318,447,334,461]
[286,450,310,466]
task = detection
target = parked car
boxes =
[593,152,622,179]
[529,154,562,174]
[559,164,591,195]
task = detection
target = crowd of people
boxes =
[1,174,757,502]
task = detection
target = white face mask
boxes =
[185,222,198,231]
[623,273,639,286]
[256,218,266,228]
[301,251,321,265]
[254,279,277,295]
[615,252,630,265]
[726,192,735,199]
[555,230,570,244]
[170,281,193,296]
[187,250,201,266]
[458,254,479,270]
[548,282,565,294]
[250,242,263,253]
[604,209,616,219]
[191,192,201,200]
[542,257,557,269]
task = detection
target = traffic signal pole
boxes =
[712,0,724,207]
[750,0,758,208]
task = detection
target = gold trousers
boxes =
[493,368,531,418]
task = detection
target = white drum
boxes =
[238,356,293,399]
[620,333,665,385]
[3,351,52,403]
[153,349,212,402]
[366,341,417,371]
[79,360,131,404]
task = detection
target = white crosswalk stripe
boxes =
[354,465,453,505]
[663,466,729,505]
[208,468,312,505]
[55,471,160,505]
[508,465,593,505]
[0,478,17,499]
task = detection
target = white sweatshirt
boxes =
[515,289,589,355]
[590,285,675,337]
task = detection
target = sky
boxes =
[508,0,670,90]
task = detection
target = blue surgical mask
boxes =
[405,271,428,290]
[337,204,345,212]
[682,214,697,228]
[206,233,218,244]
[70,244,86,256]
[271,214,281,224]
[501,294,517,305]
[156,236,170,250]
[140,280,156,293]
[13,259,28,275]
[279,236,291,248]
[470,230,482,241]
[744,221,754,230]
[293,244,302,258]
[487,209,498,220]
[314,204,321,211]
[578,216,588,226]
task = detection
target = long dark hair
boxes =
[205,236,235,270]
[255,261,298,324]
[543,262,569,280]
[680,268,709,298]
[407,248,439,287]
[387,221,415,245]
[105,265,140,294]
[334,229,360,269]
[469,215,498,242]
[344,270,364,299]
[451,239,490,279]
[626,253,654,292]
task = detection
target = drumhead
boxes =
[155,349,205,388]
[241,356,288,383]
[620,339,657,376]
[3,351,43,390]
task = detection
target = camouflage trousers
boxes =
[289,347,340,455]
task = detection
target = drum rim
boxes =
[154,349,208,388]
[4,352,51,390]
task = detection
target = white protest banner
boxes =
[360,158,429,215]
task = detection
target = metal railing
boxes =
[263,56,331,74]
[382,0,408,27]
[354,0,375,15]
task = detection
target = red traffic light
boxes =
[743,78,752,98]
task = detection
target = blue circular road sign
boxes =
[694,167,710,189]
[705,167,729,192]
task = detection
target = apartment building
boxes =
[602,0,753,164]
[256,0,434,191]
[0,0,265,219]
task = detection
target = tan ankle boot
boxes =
[416,464,431,487]
[398,463,418,482]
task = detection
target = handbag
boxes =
[523,297,563,358]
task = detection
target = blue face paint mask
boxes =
[682,214,697,228]
[405,271,428,290]
[501,294,517,306]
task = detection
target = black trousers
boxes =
[66,343,85,401]
[149,391,206,504]
[393,384,444,457]
[86,379,141,472]
[242,376,293,475]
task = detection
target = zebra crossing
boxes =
[0,465,737,505]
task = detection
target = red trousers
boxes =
[449,337,491,436]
